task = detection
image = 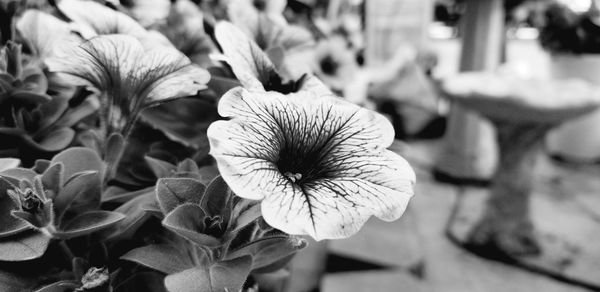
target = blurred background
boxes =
[285,0,600,291]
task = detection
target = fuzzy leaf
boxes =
[0,158,19,172]
[34,281,79,292]
[32,159,51,174]
[100,191,157,240]
[0,269,38,291]
[140,97,219,149]
[41,163,63,200]
[144,156,176,179]
[0,167,37,182]
[176,159,199,173]
[0,178,28,237]
[104,133,125,179]
[54,171,102,222]
[206,76,241,99]
[162,204,220,247]
[227,236,306,271]
[55,211,125,239]
[36,128,75,152]
[72,257,89,280]
[201,176,231,218]
[156,178,205,215]
[121,244,194,274]
[0,230,50,261]
[232,203,262,232]
[50,147,105,182]
[102,186,154,204]
[164,255,252,292]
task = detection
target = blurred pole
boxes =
[434,0,503,181]
[365,0,432,66]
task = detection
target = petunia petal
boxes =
[207,87,415,240]
[214,22,278,90]
[16,10,79,60]
[48,34,206,108]
[47,34,145,90]
[260,150,414,239]
[143,50,210,103]
[58,0,147,37]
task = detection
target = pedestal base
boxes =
[446,187,600,290]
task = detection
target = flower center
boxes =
[203,215,225,237]
[320,55,339,76]
[19,188,42,213]
[80,267,109,290]
[276,144,327,184]
[252,0,267,11]
[283,172,303,183]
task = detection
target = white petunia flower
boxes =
[16,10,80,60]
[311,36,359,92]
[58,0,146,37]
[47,34,210,135]
[57,0,172,47]
[228,0,287,26]
[207,87,415,240]
[215,21,327,95]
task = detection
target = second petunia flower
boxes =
[207,87,416,240]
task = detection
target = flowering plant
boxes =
[534,0,600,54]
[0,1,415,291]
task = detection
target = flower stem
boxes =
[59,240,75,262]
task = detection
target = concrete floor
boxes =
[320,140,599,292]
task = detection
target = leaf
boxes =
[144,156,176,179]
[253,253,295,274]
[41,163,63,200]
[100,191,157,240]
[104,133,125,179]
[140,97,219,149]
[162,204,220,247]
[232,203,262,232]
[34,281,79,292]
[0,167,37,182]
[164,268,208,292]
[50,147,105,182]
[55,211,125,239]
[121,244,194,274]
[72,257,89,280]
[156,178,206,214]
[0,178,29,238]
[176,159,199,173]
[0,230,50,261]
[102,186,154,204]
[196,165,219,186]
[112,271,167,292]
[206,75,241,98]
[164,255,252,292]
[201,176,231,218]
[0,269,38,292]
[227,236,306,271]
[32,159,51,174]
[53,171,102,222]
[0,158,19,172]
[36,127,75,152]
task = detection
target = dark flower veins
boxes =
[207,88,415,240]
